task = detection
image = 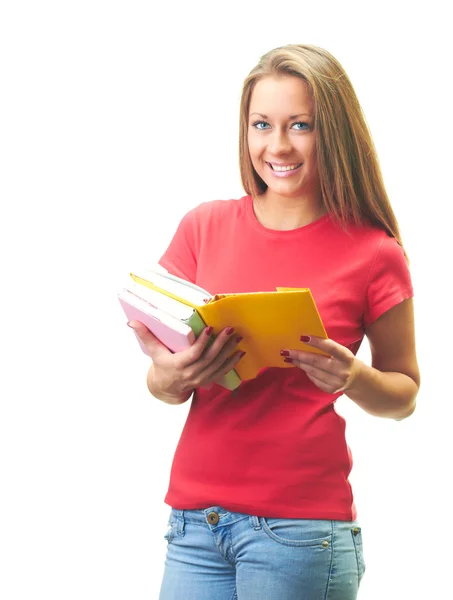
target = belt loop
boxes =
[175,510,185,537]
[250,515,261,530]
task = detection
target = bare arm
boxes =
[282,298,420,420]
[344,298,420,419]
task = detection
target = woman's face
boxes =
[247,75,320,202]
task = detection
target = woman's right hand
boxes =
[127,321,245,404]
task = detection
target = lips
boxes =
[266,162,303,172]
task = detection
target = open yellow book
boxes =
[126,268,328,386]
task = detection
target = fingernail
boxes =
[280,350,290,357]
[205,326,213,335]
[300,336,311,343]
[283,357,293,363]
[236,336,243,343]
[226,327,234,335]
[239,351,246,358]
[127,321,136,329]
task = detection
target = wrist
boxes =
[342,358,367,395]
[147,365,193,405]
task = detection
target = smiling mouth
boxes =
[266,162,302,172]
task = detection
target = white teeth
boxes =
[269,163,301,172]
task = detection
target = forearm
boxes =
[146,364,193,405]
[345,360,419,420]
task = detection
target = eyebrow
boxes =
[249,112,312,119]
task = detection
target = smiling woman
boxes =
[239,45,404,244]
[247,75,322,229]
[127,43,420,600]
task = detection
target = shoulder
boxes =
[342,220,389,244]
[340,220,407,264]
[175,197,247,241]
[169,196,247,245]
[187,196,247,222]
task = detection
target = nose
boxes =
[268,129,292,155]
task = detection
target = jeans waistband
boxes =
[171,506,262,532]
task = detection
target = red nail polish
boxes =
[300,336,311,343]
[205,326,213,335]
[283,357,293,363]
[239,351,246,358]
[280,350,290,357]
[236,336,243,343]
[226,327,234,335]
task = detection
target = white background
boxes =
[1,1,451,598]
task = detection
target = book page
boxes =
[131,268,211,307]
[124,282,196,321]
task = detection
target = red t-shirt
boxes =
[158,195,413,520]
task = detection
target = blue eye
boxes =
[251,120,270,130]
[251,120,310,131]
[292,122,309,131]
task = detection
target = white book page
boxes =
[118,290,191,334]
[132,268,211,306]
[124,281,195,321]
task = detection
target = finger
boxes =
[290,357,344,390]
[189,327,241,370]
[283,349,343,378]
[202,349,246,386]
[192,337,243,384]
[289,351,338,377]
[177,326,216,367]
[284,351,345,391]
[127,321,173,360]
[216,347,246,377]
[302,369,347,394]
[175,327,242,383]
[299,335,351,360]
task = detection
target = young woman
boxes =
[128,44,420,599]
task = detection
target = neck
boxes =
[253,191,325,231]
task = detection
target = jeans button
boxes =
[207,511,220,525]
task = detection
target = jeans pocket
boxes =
[351,526,366,584]
[163,514,176,544]
[261,517,332,548]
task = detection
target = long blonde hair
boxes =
[239,44,403,247]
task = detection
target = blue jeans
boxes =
[159,506,366,600]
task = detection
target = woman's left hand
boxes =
[281,336,363,394]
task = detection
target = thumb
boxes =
[127,320,172,360]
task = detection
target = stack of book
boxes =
[118,268,328,391]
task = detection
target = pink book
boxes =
[118,290,196,356]
[118,283,241,391]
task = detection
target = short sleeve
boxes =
[158,208,199,283]
[363,235,414,328]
